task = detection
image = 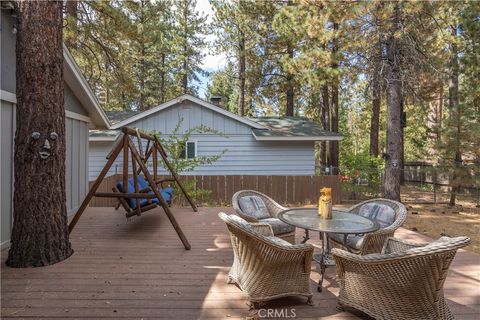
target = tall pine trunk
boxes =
[285,44,294,116]
[370,34,382,157]
[7,1,73,267]
[329,22,339,173]
[320,85,330,170]
[383,3,403,201]
[160,53,166,103]
[238,33,246,116]
[448,24,461,206]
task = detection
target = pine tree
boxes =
[171,0,208,96]
[7,0,73,267]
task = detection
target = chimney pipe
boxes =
[210,96,222,107]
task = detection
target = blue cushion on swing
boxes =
[116,177,173,209]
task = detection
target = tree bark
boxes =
[383,3,403,202]
[160,53,166,103]
[320,85,330,170]
[370,34,382,157]
[427,84,443,156]
[238,32,246,116]
[448,24,461,206]
[285,44,294,116]
[329,22,339,173]
[7,0,73,268]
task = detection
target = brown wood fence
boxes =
[89,174,341,207]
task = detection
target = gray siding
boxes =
[89,101,315,180]
[1,100,15,247]
[128,101,252,135]
[65,118,89,214]
[1,11,16,93]
[65,84,88,116]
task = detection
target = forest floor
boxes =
[340,187,480,254]
[402,199,480,254]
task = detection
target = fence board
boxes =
[89,174,341,207]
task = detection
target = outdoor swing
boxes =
[68,127,197,250]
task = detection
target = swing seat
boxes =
[116,176,174,209]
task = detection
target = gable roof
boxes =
[63,46,110,128]
[250,117,343,141]
[105,110,141,124]
[110,94,265,130]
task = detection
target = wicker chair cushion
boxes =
[266,236,292,246]
[329,233,364,250]
[238,196,270,220]
[358,203,396,228]
[261,218,296,235]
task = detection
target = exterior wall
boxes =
[65,117,89,214]
[88,101,315,180]
[0,100,15,247]
[1,11,16,93]
[65,84,88,116]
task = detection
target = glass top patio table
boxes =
[278,208,380,234]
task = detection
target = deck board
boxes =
[1,206,479,319]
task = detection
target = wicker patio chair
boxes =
[218,212,314,305]
[329,198,407,255]
[332,236,471,320]
[232,190,296,243]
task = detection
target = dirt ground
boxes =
[402,200,480,254]
[339,190,480,254]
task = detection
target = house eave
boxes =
[252,131,344,141]
[63,45,110,129]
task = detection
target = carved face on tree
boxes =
[31,131,58,159]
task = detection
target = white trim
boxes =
[110,94,266,130]
[65,110,91,123]
[89,135,120,142]
[0,90,16,103]
[252,131,343,141]
[1,241,11,251]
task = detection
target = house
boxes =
[89,94,342,180]
[0,8,110,248]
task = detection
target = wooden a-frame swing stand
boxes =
[68,127,197,250]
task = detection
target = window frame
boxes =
[180,140,197,160]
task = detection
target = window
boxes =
[180,141,196,159]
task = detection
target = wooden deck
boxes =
[1,206,479,319]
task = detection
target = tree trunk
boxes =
[182,56,188,94]
[138,0,146,111]
[383,3,403,202]
[238,33,246,116]
[285,44,294,116]
[370,34,382,157]
[7,1,73,268]
[449,25,461,206]
[160,53,166,103]
[427,84,443,156]
[320,85,330,170]
[329,22,339,173]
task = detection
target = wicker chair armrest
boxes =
[250,223,274,237]
[235,211,259,223]
[381,237,426,254]
[333,236,470,264]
